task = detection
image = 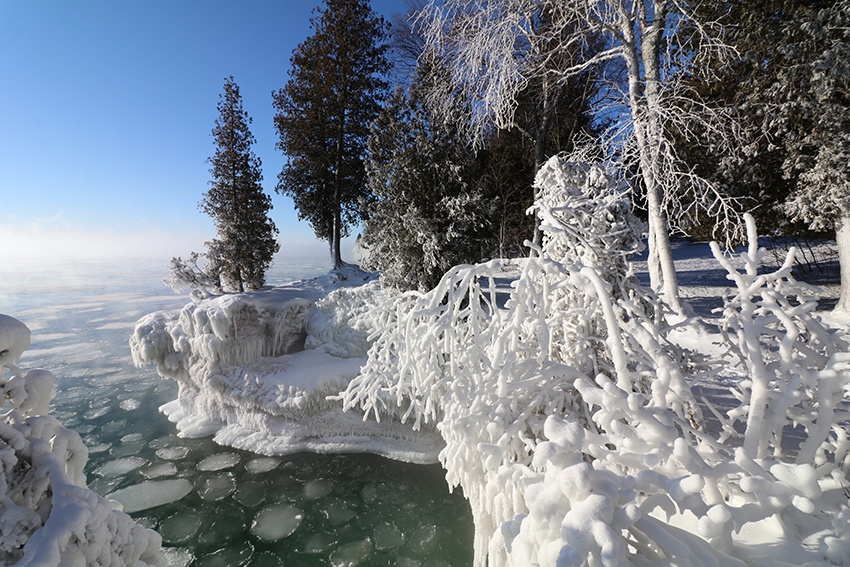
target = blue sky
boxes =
[0,0,406,261]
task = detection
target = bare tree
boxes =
[417,0,745,312]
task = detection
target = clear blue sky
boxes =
[0,0,406,261]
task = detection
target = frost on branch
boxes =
[342,157,850,566]
[1,314,163,566]
[342,156,705,565]
[712,214,850,464]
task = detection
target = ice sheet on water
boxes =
[156,446,191,460]
[329,539,372,567]
[120,398,141,411]
[141,462,178,479]
[302,532,336,554]
[323,500,356,526]
[245,457,281,473]
[198,472,235,501]
[111,439,146,457]
[251,504,304,541]
[85,406,112,420]
[158,509,204,544]
[197,452,241,471]
[409,524,437,554]
[121,432,144,443]
[196,542,254,567]
[87,443,111,454]
[373,522,404,550]
[100,419,127,435]
[304,478,334,500]
[251,551,285,567]
[107,478,193,513]
[160,547,194,567]
[96,456,146,476]
[361,484,377,503]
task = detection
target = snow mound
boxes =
[1,314,163,566]
[131,267,443,463]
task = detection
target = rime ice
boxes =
[0,315,163,566]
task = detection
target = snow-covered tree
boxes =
[196,76,279,293]
[416,0,745,312]
[273,0,389,269]
[772,0,850,311]
[360,52,494,291]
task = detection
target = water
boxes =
[0,256,474,566]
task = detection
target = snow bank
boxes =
[131,267,443,464]
[0,314,163,566]
[341,156,850,566]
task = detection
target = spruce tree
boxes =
[201,76,279,293]
[273,0,388,269]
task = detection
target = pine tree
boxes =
[201,76,279,293]
[273,0,389,269]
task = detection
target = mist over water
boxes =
[1,256,474,567]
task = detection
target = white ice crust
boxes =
[131,268,443,464]
[0,314,163,566]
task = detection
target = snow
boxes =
[8,151,849,565]
[337,158,850,566]
[0,315,163,566]
[130,267,444,463]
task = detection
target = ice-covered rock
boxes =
[131,268,443,463]
[0,314,163,566]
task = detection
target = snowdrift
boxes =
[0,314,163,566]
[130,269,443,464]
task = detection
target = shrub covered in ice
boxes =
[342,156,850,566]
[1,315,163,566]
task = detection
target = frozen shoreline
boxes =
[130,267,444,465]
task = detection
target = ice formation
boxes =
[130,269,444,464]
[341,156,850,566]
[0,314,163,566]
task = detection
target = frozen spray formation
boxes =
[0,314,163,566]
[130,269,443,464]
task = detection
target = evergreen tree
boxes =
[200,76,279,293]
[273,0,389,269]
[361,74,493,291]
[681,0,850,310]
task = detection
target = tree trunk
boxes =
[621,0,683,313]
[835,215,850,312]
[332,192,343,270]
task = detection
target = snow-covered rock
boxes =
[1,314,163,566]
[131,266,443,464]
